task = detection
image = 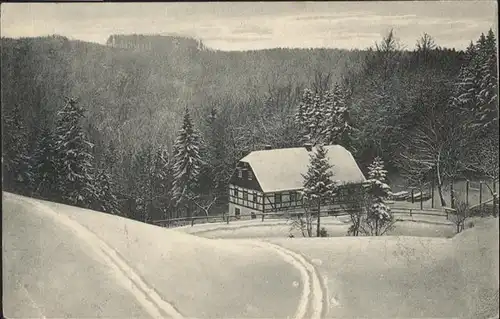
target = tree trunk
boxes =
[435,154,447,207]
[437,181,447,207]
[316,200,321,237]
[450,180,456,209]
[307,211,312,237]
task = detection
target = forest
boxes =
[1,29,498,223]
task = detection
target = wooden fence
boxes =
[150,206,447,228]
[393,178,497,210]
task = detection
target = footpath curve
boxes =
[251,241,326,319]
[186,224,328,319]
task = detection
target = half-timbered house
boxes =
[228,144,366,218]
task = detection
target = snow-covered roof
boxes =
[240,145,366,193]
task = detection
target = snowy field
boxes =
[177,214,457,239]
[3,192,498,319]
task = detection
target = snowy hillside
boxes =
[3,193,306,319]
[3,192,498,319]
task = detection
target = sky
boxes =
[1,1,498,51]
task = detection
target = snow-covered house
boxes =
[228,144,366,218]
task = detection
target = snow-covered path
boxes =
[251,240,326,319]
[3,194,152,318]
[2,193,306,318]
[9,194,184,319]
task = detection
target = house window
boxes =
[275,193,282,204]
[243,191,248,201]
[235,207,241,219]
[248,170,253,180]
[238,169,242,178]
[234,188,239,198]
[290,192,297,203]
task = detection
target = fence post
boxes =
[261,213,265,222]
[494,180,498,217]
[227,215,230,224]
[450,180,455,209]
[420,184,423,210]
[431,177,435,208]
[410,209,412,217]
[411,188,414,204]
[479,181,483,209]
[466,180,469,207]
[191,217,195,227]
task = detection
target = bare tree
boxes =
[289,208,314,237]
[449,199,470,233]
[312,69,332,95]
[397,103,479,208]
[416,33,437,53]
[182,193,218,222]
[340,185,372,236]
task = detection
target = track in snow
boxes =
[14,196,184,319]
[251,241,329,319]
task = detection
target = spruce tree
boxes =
[152,147,173,220]
[53,98,97,208]
[2,104,32,194]
[131,145,155,222]
[93,168,120,215]
[295,89,315,143]
[476,29,498,129]
[204,107,227,198]
[301,144,336,236]
[171,108,203,216]
[32,127,58,199]
[364,156,394,236]
[318,89,335,144]
[322,84,354,148]
[307,92,324,144]
[91,139,120,215]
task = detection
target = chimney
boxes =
[264,144,272,150]
[304,143,313,152]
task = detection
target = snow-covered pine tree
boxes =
[449,41,479,126]
[333,84,354,147]
[301,144,336,237]
[464,41,477,63]
[94,141,121,215]
[171,108,203,215]
[53,98,97,208]
[153,147,174,219]
[32,127,59,200]
[94,168,120,215]
[307,92,324,145]
[318,89,335,144]
[323,84,354,148]
[2,104,33,194]
[204,107,227,197]
[476,29,498,129]
[295,89,315,144]
[364,156,394,236]
[453,64,478,111]
[131,144,155,222]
